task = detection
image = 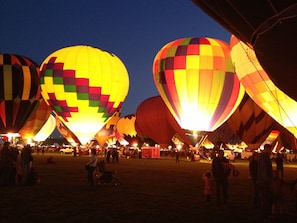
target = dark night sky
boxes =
[0,0,230,137]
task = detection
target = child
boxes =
[202,171,214,203]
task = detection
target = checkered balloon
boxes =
[153,37,244,132]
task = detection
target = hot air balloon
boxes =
[135,96,191,148]
[207,122,237,147]
[0,54,42,133]
[19,98,52,144]
[95,109,121,147]
[226,93,278,144]
[40,45,130,145]
[230,35,297,138]
[33,113,56,143]
[152,37,245,136]
[116,114,142,147]
[56,116,80,146]
[192,0,297,101]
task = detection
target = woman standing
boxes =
[86,149,97,187]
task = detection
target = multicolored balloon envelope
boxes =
[116,114,142,146]
[40,45,130,145]
[0,54,42,133]
[19,98,52,144]
[230,35,297,137]
[152,37,244,132]
[95,109,121,147]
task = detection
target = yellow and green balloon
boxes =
[40,45,129,145]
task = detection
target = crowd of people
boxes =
[250,144,297,221]
[0,142,39,186]
[202,144,297,222]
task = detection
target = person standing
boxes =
[249,152,260,208]
[86,149,97,187]
[202,171,214,203]
[175,151,180,164]
[257,144,273,221]
[212,149,230,207]
[21,144,33,184]
[275,153,284,179]
[0,142,15,186]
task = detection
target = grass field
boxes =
[1,153,297,223]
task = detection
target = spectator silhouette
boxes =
[275,153,284,179]
[257,144,273,221]
[21,144,33,184]
[212,149,230,207]
[0,142,15,186]
[202,171,214,203]
[249,152,260,208]
[86,149,97,187]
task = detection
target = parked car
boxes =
[48,146,59,152]
[59,147,74,154]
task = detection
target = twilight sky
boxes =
[0,0,230,117]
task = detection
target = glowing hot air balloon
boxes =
[0,54,42,133]
[135,96,191,148]
[19,98,52,144]
[95,109,121,147]
[152,37,244,133]
[116,114,141,147]
[33,113,56,143]
[40,45,130,145]
[230,35,297,137]
[55,116,80,146]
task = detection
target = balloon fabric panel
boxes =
[33,113,56,142]
[19,99,52,141]
[226,94,276,144]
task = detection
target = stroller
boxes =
[95,160,120,186]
